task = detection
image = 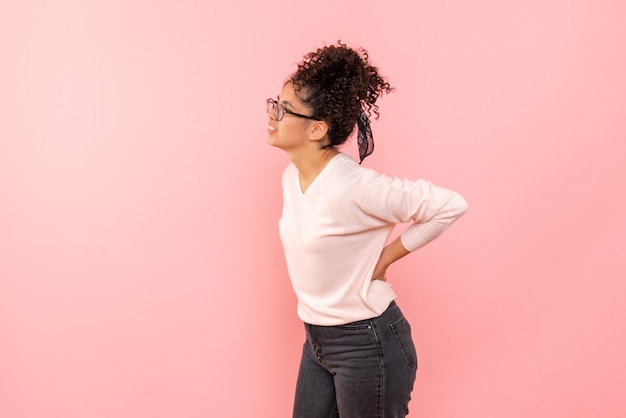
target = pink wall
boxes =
[1,1,625,417]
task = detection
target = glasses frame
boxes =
[266,98,318,121]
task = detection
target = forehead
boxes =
[278,82,306,109]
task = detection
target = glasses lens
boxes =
[272,101,283,120]
[267,98,283,120]
[276,103,284,120]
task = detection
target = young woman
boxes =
[267,42,468,418]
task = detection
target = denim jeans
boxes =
[293,301,417,418]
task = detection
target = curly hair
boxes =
[288,41,394,149]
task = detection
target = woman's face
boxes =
[267,82,316,152]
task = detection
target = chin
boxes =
[267,136,282,149]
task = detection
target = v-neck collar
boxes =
[297,153,343,196]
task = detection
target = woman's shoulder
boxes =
[327,153,393,198]
[333,153,391,182]
[333,152,377,176]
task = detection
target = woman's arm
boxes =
[368,182,468,281]
[358,169,469,281]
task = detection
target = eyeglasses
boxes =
[266,98,318,121]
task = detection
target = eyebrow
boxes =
[277,95,296,110]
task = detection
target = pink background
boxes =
[1,1,625,417]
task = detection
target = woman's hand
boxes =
[371,237,410,281]
[371,263,389,282]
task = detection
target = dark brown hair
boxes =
[289,41,394,148]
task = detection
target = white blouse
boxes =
[279,153,468,325]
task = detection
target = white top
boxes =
[279,153,468,325]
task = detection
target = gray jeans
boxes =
[293,301,417,418]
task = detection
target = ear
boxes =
[308,120,329,142]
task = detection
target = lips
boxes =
[268,124,277,133]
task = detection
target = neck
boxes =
[289,147,339,193]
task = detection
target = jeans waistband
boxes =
[305,300,398,328]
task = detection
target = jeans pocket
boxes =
[389,316,418,369]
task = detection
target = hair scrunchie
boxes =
[356,111,374,164]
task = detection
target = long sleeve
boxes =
[399,190,468,251]
[356,171,468,252]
